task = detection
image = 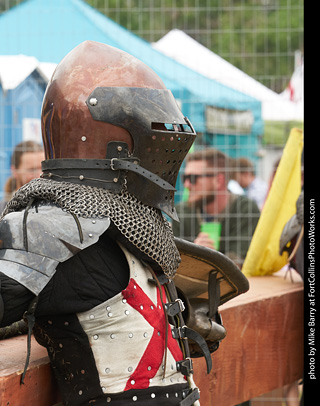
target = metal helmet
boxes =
[41,40,196,220]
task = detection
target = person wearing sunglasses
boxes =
[172,148,260,267]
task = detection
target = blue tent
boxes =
[0,58,48,198]
[0,0,263,199]
[0,0,262,128]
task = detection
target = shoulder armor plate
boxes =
[0,204,110,295]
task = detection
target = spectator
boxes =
[172,148,260,267]
[234,157,268,211]
[227,157,245,195]
[0,141,44,213]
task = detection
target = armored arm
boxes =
[173,237,249,357]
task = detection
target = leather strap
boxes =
[208,270,220,318]
[165,299,185,317]
[148,273,169,286]
[173,326,212,374]
[164,280,191,360]
[21,296,39,384]
[111,158,175,191]
[42,157,175,192]
[180,388,201,406]
[176,358,193,376]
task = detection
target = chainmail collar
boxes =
[1,178,180,278]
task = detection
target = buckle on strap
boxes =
[176,358,193,376]
[172,326,213,374]
[165,298,185,317]
[148,274,169,286]
[172,326,188,340]
[180,388,201,406]
[110,157,175,191]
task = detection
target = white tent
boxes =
[153,29,303,122]
[0,55,56,91]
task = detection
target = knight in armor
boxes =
[0,41,248,406]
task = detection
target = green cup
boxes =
[200,222,221,250]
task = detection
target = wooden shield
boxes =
[174,238,249,305]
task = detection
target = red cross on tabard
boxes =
[122,278,184,390]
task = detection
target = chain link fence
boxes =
[0,1,304,404]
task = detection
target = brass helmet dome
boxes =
[41,40,196,219]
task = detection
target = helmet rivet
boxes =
[113,178,118,183]
[89,97,98,106]
[79,175,84,180]
[81,136,87,142]
[117,146,123,152]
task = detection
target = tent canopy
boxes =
[0,0,267,202]
[0,0,263,134]
[0,55,54,91]
[153,29,303,122]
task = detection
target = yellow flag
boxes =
[242,128,303,276]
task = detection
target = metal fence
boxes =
[0,0,304,403]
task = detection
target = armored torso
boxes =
[33,244,194,406]
[77,245,187,394]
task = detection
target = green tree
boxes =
[1,0,303,93]
[87,0,303,92]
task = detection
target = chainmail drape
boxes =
[1,178,181,278]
